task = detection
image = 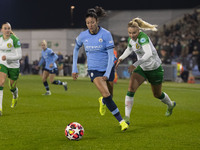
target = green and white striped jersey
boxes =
[0,34,22,68]
[120,32,161,71]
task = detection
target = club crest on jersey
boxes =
[136,43,140,49]
[140,38,146,43]
[17,41,21,46]
[7,43,12,48]
[99,38,103,43]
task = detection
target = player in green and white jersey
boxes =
[0,22,22,116]
[116,18,176,125]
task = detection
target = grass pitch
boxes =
[0,75,200,150]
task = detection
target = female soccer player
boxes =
[38,40,67,95]
[72,6,129,131]
[0,22,22,115]
[116,18,176,125]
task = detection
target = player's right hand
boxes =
[2,55,6,61]
[115,59,122,69]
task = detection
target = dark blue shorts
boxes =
[88,66,115,82]
[44,68,58,74]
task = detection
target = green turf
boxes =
[0,75,200,150]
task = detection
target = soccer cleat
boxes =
[63,82,68,91]
[98,97,106,116]
[120,120,129,131]
[165,101,176,117]
[123,116,130,125]
[11,98,18,108]
[42,91,51,95]
[0,108,2,116]
[11,87,19,108]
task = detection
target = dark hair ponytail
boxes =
[85,6,106,20]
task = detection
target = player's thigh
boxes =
[0,64,8,86]
[0,72,7,86]
[93,77,110,97]
[128,72,145,92]
[49,73,56,83]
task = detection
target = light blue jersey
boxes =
[72,27,115,78]
[39,48,58,70]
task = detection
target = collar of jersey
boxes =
[88,26,101,35]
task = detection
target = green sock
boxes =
[126,91,135,97]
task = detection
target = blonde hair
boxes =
[41,40,47,46]
[128,17,158,31]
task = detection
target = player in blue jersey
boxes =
[116,18,176,125]
[72,6,128,131]
[38,40,67,95]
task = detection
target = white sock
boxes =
[0,90,3,110]
[160,92,173,107]
[12,88,18,99]
[125,95,134,118]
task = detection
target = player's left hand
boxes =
[128,65,136,74]
[115,59,122,69]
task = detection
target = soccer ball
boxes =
[65,122,84,140]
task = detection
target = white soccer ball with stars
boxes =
[65,122,84,140]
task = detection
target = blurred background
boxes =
[0,0,200,82]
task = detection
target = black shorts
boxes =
[44,68,58,74]
[88,66,115,82]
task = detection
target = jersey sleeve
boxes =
[72,43,80,73]
[38,56,45,66]
[103,31,114,50]
[75,32,84,47]
[48,49,58,62]
[127,37,132,48]
[138,32,149,46]
[48,49,54,55]
[11,35,21,48]
[103,48,114,79]
[53,53,58,62]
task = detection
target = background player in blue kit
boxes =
[72,6,129,131]
[38,40,67,95]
